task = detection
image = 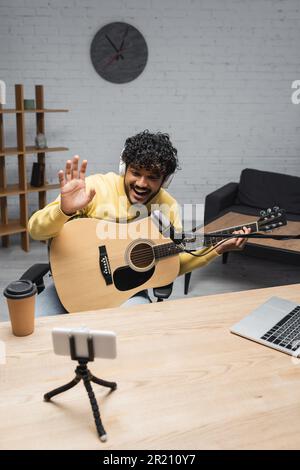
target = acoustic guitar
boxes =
[49,207,287,313]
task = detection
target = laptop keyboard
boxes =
[261,305,300,351]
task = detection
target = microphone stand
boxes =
[202,233,300,240]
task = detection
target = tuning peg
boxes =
[273,206,279,213]
[260,210,267,217]
[267,208,272,214]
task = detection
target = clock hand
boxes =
[104,48,126,68]
[105,34,124,60]
[119,26,129,52]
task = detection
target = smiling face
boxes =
[124,164,165,205]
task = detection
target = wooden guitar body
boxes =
[50,216,180,313]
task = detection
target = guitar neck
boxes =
[204,221,258,246]
[152,220,259,259]
[153,242,183,260]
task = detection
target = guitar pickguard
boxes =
[113,265,155,291]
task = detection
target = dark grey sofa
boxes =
[184,168,300,295]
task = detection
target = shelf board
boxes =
[30,109,68,113]
[0,184,26,197]
[27,183,60,193]
[0,109,22,114]
[0,108,68,114]
[0,183,60,196]
[0,220,26,236]
[0,146,69,156]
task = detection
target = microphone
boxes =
[151,210,185,244]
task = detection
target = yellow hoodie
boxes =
[28,172,220,276]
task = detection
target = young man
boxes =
[29,130,250,315]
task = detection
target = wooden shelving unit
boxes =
[0,84,68,251]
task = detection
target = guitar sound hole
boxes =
[130,243,154,269]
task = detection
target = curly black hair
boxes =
[122,130,180,176]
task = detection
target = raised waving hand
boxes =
[58,155,96,216]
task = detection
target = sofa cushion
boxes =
[236,168,300,215]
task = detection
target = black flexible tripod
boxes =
[44,335,117,442]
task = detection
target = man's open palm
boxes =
[58,155,96,216]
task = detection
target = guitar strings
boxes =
[130,245,175,257]
[130,248,175,263]
[127,218,284,261]
[129,237,237,263]
[131,247,176,259]
[131,256,153,263]
[130,240,241,264]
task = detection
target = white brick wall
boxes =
[0,0,300,220]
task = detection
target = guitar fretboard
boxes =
[153,242,182,260]
[204,221,258,246]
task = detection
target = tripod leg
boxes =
[44,376,81,402]
[90,375,117,391]
[82,375,107,442]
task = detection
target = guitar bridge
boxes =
[99,246,113,285]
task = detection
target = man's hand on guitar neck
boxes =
[58,155,96,216]
[214,226,251,255]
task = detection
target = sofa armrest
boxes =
[204,182,239,224]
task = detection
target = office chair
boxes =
[19,263,173,306]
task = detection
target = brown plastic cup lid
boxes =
[3,280,37,299]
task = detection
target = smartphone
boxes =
[52,327,117,359]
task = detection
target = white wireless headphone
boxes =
[119,149,175,189]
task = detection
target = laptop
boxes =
[230,296,300,357]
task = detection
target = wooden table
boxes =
[1,284,300,450]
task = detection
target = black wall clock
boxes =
[90,22,148,84]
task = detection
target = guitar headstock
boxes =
[257,206,287,232]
